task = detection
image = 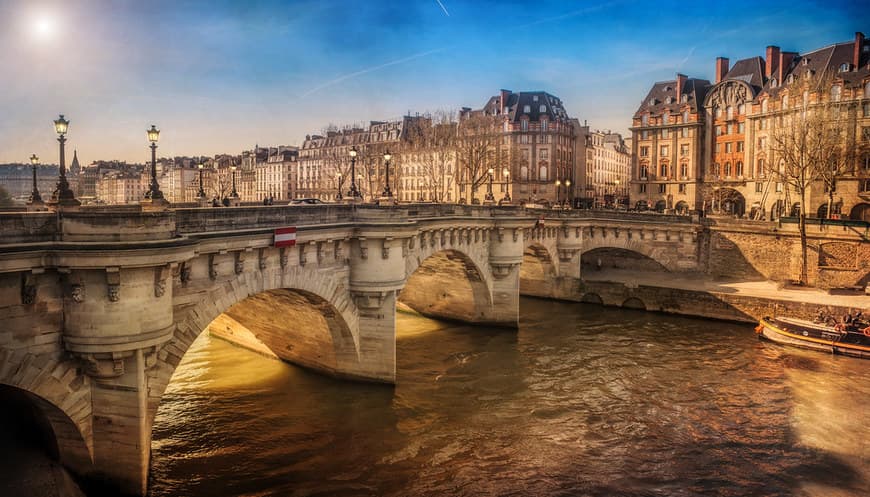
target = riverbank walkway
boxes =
[583,268,869,311]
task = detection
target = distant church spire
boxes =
[70,149,81,175]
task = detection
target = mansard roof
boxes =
[481,90,571,123]
[723,56,766,92]
[633,77,710,118]
[761,39,869,97]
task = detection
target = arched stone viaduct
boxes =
[0,204,701,495]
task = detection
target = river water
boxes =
[149,299,870,497]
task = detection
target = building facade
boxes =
[631,32,870,220]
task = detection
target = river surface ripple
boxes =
[150,299,870,497]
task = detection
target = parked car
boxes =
[289,198,325,205]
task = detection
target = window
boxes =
[863,127,870,142]
[678,183,686,193]
[539,149,548,160]
[539,165,548,181]
[737,142,744,152]
[663,111,670,124]
[775,182,783,192]
[641,130,649,139]
[660,163,669,177]
[715,126,723,136]
[831,85,841,102]
[738,103,745,115]
[681,127,689,138]
[640,164,649,178]
[839,63,850,73]
[681,94,688,103]
[521,119,529,131]
[769,78,778,88]
[680,144,689,156]
[756,182,763,193]
[641,114,649,126]
[658,184,667,194]
[649,98,656,106]
[724,162,732,176]
[861,179,870,192]
[758,137,767,149]
[660,145,669,157]
[539,104,547,113]
[541,119,548,132]
[738,122,745,133]
[864,102,870,118]
[640,146,650,157]
[756,158,765,176]
[725,143,732,153]
[680,163,688,178]
[716,143,721,153]
[533,95,538,102]
[726,123,734,134]
[782,95,788,109]
[727,106,734,119]
[662,128,669,139]
[761,99,768,113]
[520,166,529,180]
[736,161,743,177]
[682,111,689,123]
[639,183,647,193]
[865,81,870,98]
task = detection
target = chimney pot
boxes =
[715,57,730,84]
[765,46,780,79]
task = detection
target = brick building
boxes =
[631,32,870,220]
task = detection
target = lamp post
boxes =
[502,168,511,203]
[48,114,80,207]
[564,179,572,208]
[29,154,43,204]
[614,179,620,207]
[336,172,343,200]
[381,150,393,198]
[230,165,238,198]
[555,179,562,207]
[485,167,495,202]
[145,125,164,200]
[348,147,360,198]
[197,163,205,198]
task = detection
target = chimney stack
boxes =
[778,52,796,84]
[765,46,780,79]
[715,57,730,84]
[675,73,687,102]
[855,32,865,68]
[499,89,510,114]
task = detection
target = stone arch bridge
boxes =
[0,204,701,495]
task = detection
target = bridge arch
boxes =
[580,238,675,272]
[519,242,559,297]
[0,355,94,479]
[401,248,493,323]
[149,265,361,423]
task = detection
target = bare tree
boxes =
[455,111,502,203]
[403,110,456,202]
[767,76,855,284]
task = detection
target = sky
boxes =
[0,0,867,164]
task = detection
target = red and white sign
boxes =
[274,227,297,247]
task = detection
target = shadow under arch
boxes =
[581,247,669,273]
[400,249,493,324]
[520,242,558,298]
[0,384,94,486]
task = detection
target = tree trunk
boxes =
[799,189,809,285]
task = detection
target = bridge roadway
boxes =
[0,203,708,495]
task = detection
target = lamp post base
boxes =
[140,197,171,211]
[26,199,47,212]
[377,196,396,206]
[197,196,210,208]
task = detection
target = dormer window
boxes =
[787,74,795,84]
[681,94,688,103]
[769,78,778,88]
[839,63,850,73]
[523,105,531,113]
[649,98,656,106]
[533,95,539,102]
[665,96,673,104]
[539,104,546,113]
[662,111,670,124]
[737,103,745,115]
[802,58,809,66]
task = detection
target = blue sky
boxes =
[0,0,867,164]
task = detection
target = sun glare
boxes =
[32,15,56,41]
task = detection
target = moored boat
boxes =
[756,316,870,359]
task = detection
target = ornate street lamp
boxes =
[197,163,206,198]
[502,168,511,203]
[555,179,562,207]
[230,165,238,198]
[348,147,360,198]
[382,150,393,197]
[145,125,164,200]
[29,154,43,203]
[336,172,343,200]
[48,114,80,207]
[485,167,495,202]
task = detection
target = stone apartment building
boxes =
[297,117,424,201]
[96,169,145,204]
[585,130,632,208]
[461,89,580,206]
[631,32,870,220]
[255,146,298,202]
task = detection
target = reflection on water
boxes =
[150,299,870,497]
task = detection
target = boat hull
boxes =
[757,317,870,359]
